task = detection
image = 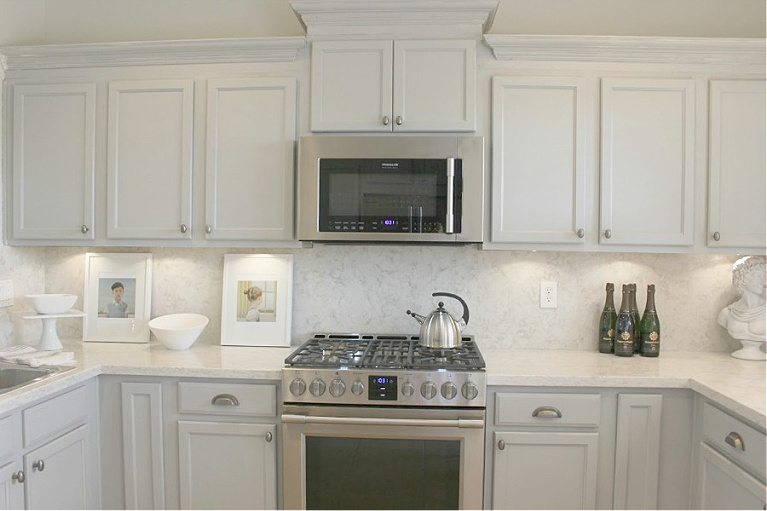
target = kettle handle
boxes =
[432,292,470,325]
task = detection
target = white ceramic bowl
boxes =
[26,294,78,315]
[148,313,209,350]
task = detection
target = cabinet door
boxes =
[310,40,393,132]
[492,431,598,509]
[0,461,23,510]
[107,80,194,239]
[707,80,766,249]
[491,76,587,243]
[24,424,89,510]
[698,443,766,509]
[600,78,695,246]
[393,40,476,132]
[178,421,276,510]
[11,83,96,241]
[205,78,296,241]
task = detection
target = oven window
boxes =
[305,436,460,510]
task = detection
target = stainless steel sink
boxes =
[0,363,64,394]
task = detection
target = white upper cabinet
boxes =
[311,39,475,132]
[107,80,195,240]
[11,83,96,241]
[707,79,766,250]
[205,78,296,241]
[491,76,587,244]
[600,78,695,246]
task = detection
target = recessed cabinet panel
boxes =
[12,83,96,241]
[0,460,23,510]
[707,80,766,249]
[491,76,586,243]
[600,78,695,246]
[311,41,393,132]
[107,80,194,239]
[205,78,296,240]
[698,443,766,509]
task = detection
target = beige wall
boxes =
[0,0,764,46]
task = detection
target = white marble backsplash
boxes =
[7,245,739,353]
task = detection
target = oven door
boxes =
[282,404,485,510]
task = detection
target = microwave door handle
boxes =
[446,158,456,234]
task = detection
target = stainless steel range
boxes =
[281,333,487,510]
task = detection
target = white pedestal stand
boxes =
[19,310,85,351]
[731,339,767,361]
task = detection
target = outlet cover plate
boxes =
[540,281,557,309]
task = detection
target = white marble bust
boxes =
[717,255,766,360]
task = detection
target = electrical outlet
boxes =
[540,281,557,309]
[0,280,13,308]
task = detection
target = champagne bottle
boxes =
[598,283,617,353]
[614,284,635,357]
[629,283,642,353]
[640,284,661,357]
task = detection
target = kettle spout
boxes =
[406,310,426,325]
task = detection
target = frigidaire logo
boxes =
[381,162,399,169]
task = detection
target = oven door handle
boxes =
[281,414,484,429]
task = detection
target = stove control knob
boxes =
[309,378,326,397]
[441,382,457,400]
[351,380,365,396]
[329,379,346,398]
[420,381,437,400]
[289,378,306,396]
[462,381,479,401]
[401,382,415,397]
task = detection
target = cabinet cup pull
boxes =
[604,229,612,239]
[211,393,240,406]
[11,470,24,483]
[532,406,563,419]
[32,460,44,472]
[712,231,721,242]
[498,439,505,450]
[725,431,745,451]
[382,116,390,126]
[576,228,585,238]
[80,225,90,234]
[265,431,273,442]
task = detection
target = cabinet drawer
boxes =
[177,381,276,417]
[0,415,13,459]
[702,402,766,480]
[22,385,87,447]
[495,392,600,427]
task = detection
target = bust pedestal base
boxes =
[731,340,767,360]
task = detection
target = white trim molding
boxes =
[0,37,306,71]
[289,0,498,38]
[484,35,766,67]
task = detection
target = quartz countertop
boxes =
[0,339,764,429]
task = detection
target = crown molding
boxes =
[289,0,498,38]
[484,35,766,67]
[0,37,307,71]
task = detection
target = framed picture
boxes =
[221,254,293,347]
[83,253,152,343]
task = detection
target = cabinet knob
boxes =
[32,460,44,472]
[211,393,240,406]
[576,228,585,238]
[498,439,505,450]
[81,225,90,234]
[180,224,188,234]
[604,229,612,239]
[11,470,24,483]
[265,431,273,443]
[712,231,721,242]
[395,115,403,126]
[532,406,563,419]
[725,431,745,451]
[382,116,390,126]
[205,224,212,234]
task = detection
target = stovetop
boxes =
[284,333,485,371]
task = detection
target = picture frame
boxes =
[221,254,293,347]
[83,253,152,343]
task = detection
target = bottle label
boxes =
[615,330,634,355]
[641,331,660,354]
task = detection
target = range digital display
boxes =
[368,375,398,401]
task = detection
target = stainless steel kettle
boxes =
[406,292,470,349]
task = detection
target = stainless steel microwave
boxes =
[297,135,484,243]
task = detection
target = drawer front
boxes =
[177,381,276,417]
[702,402,766,480]
[22,385,87,447]
[496,392,601,427]
[0,415,13,460]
